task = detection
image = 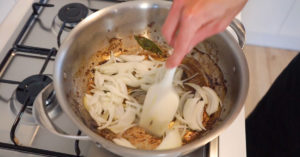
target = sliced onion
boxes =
[85,50,222,149]
[118,55,145,62]
[182,97,207,131]
[83,94,93,111]
[102,84,129,99]
[173,69,185,88]
[183,98,202,130]
[113,138,136,149]
[174,86,185,96]
[175,114,189,125]
[125,101,142,110]
[202,87,220,115]
[109,51,117,63]
[111,95,124,105]
[116,73,140,87]
[98,104,115,130]
[174,68,183,84]
[109,107,136,134]
[195,100,206,130]
[116,79,128,96]
[140,83,151,91]
[98,63,119,75]
[84,94,107,124]
[185,83,208,104]
[135,61,158,73]
[139,75,155,84]
[172,123,188,137]
[114,105,125,120]
[181,73,199,83]
[156,129,182,150]
[178,91,192,114]
[94,72,104,88]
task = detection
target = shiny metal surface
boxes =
[209,138,219,157]
[0,0,122,156]
[229,19,246,49]
[10,75,61,125]
[51,1,249,157]
[0,50,92,156]
[0,0,211,156]
[33,83,89,140]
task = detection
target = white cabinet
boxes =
[242,0,300,51]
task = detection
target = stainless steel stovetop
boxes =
[0,0,217,156]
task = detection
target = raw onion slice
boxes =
[98,104,115,130]
[109,107,136,134]
[185,83,208,104]
[195,100,206,130]
[94,72,104,88]
[156,129,182,150]
[113,138,136,149]
[85,50,223,150]
[118,55,145,62]
[183,98,202,130]
[183,98,206,131]
[202,87,220,115]
[178,91,192,114]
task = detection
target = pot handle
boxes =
[229,18,246,49]
[32,83,90,140]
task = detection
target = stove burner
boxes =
[58,3,88,24]
[52,3,90,46]
[16,75,52,107]
[10,75,61,125]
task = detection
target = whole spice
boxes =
[134,35,163,55]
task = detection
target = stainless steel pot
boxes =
[33,1,249,157]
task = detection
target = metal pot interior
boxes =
[54,1,248,156]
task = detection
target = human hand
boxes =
[162,0,247,68]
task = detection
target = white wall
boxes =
[242,0,300,51]
[0,0,17,25]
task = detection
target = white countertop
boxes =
[219,107,246,157]
[0,1,247,157]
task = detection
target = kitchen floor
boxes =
[243,45,299,117]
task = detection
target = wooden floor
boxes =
[243,45,298,117]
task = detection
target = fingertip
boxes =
[162,25,171,44]
[166,58,177,69]
[166,53,184,68]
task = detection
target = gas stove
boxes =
[0,0,217,156]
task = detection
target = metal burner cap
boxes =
[16,75,52,107]
[10,75,61,125]
[58,3,88,23]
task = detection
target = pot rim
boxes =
[53,0,249,156]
